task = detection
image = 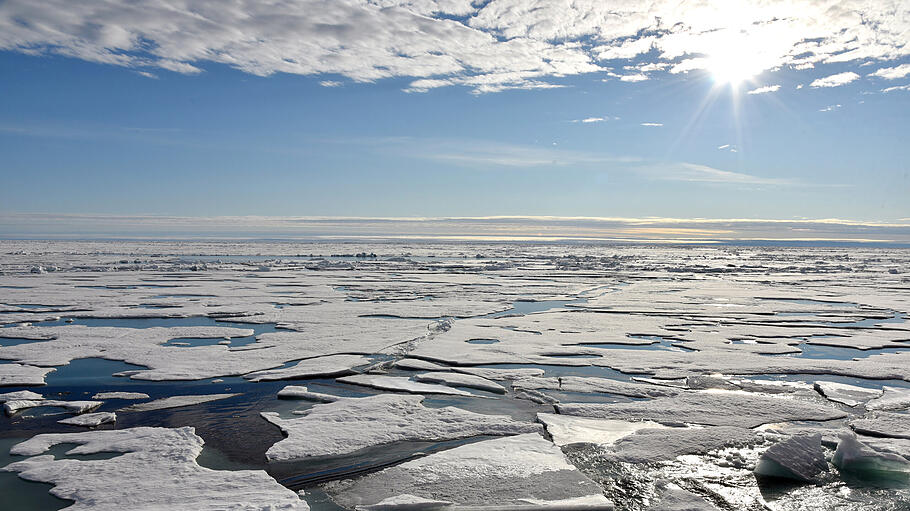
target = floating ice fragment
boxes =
[4,399,101,416]
[0,390,44,402]
[394,359,449,371]
[754,434,828,482]
[357,494,453,510]
[851,412,910,439]
[538,413,668,447]
[277,385,338,402]
[59,412,117,427]
[866,386,910,411]
[244,354,372,382]
[337,374,476,396]
[120,393,239,412]
[0,363,55,386]
[412,371,506,393]
[92,392,150,400]
[814,381,883,407]
[832,432,910,481]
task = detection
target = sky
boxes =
[0,1,909,241]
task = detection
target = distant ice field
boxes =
[1,240,909,510]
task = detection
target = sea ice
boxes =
[412,371,506,393]
[4,399,101,416]
[326,433,613,509]
[0,390,44,402]
[0,363,56,386]
[538,413,668,447]
[832,432,910,479]
[336,374,476,396]
[2,427,307,510]
[244,354,372,382]
[59,412,117,427]
[277,385,339,402]
[394,358,449,371]
[91,392,150,400]
[605,426,755,464]
[557,392,846,428]
[851,412,910,439]
[120,393,239,412]
[262,394,540,461]
[813,381,883,407]
[753,434,828,482]
[357,494,453,510]
[866,386,910,411]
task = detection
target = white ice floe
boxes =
[833,432,910,478]
[851,412,910,439]
[2,427,307,510]
[244,354,373,382]
[0,390,44,402]
[538,413,668,447]
[866,386,910,411]
[0,363,56,386]
[412,371,506,394]
[91,392,150,400]
[59,412,117,427]
[4,399,101,416]
[393,358,449,371]
[754,434,828,482]
[557,392,847,428]
[120,393,238,412]
[262,394,540,461]
[453,366,546,381]
[277,385,339,402]
[327,433,613,510]
[336,374,476,396]
[813,381,883,407]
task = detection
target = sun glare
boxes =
[705,30,764,88]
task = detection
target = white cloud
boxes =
[819,104,842,112]
[882,84,910,93]
[319,80,343,87]
[665,163,796,186]
[136,71,158,79]
[717,144,737,152]
[747,85,781,94]
[868,63,910,80]
[810,72,860,88]
[641,122,663,127]
[0,1,908,93]
[578,117,606,123]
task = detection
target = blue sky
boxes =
[0,1,909,240]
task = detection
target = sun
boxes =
[704,30,764,88]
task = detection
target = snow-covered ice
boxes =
[753,434,828,482]
[277,385,339,402]
[336,374,477,397]
[412,371,506,393]
[866,386,910,411]
[813,381,883,407]
[538,413,668,447]
[5,399,101,416]
[2,427,308,510]
[850,411,910,439]
[91,392,150,400]
[262,394,540,461]
[58,412,117,427]
[120,393,238,412]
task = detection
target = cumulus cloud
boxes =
[868,63,910,80]
[747,85,781,94]
[810,72,860,88]
[0,1,908,93]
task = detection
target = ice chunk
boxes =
[538,413,668,447]
[262,394,540,461]
[327,433,613,509]
[412,371,506,394]
[647,484,719,511]
[866,386,910,411]
[606,426,754,464]
[557,392,846,428]
[4,399,101,416]
[59,412,117,427]
[357,494,453,510]
[120,393,238,412]
[454,366,546,381]
[244,354,372,382]
[753,434,828,482]
[832,433,910,480]
[277,385,338,402]
[2,427,307,510]
[92,392,150,400]
[0,390,44,402]
[851,412,910,439]
[337,374,476,396]
[0,363,55,386]
[814,381,883,407]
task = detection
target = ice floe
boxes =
[336,374,476,396]
[2,427,308,510]
[866,386,910,411]
[813,381,883,407]
[833,432,910,479]
[326,433,613,509]
[262,394,540,461]
[412,371,506,394]
[277,385,339,402]
[91,392,150,400]
[244,354,372,382]
[851,411,910,439]
[58,412,117,427]
[538,413,668,447]
[753,434,828,482]
[120,393,239,412]
[4,399,101,416]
